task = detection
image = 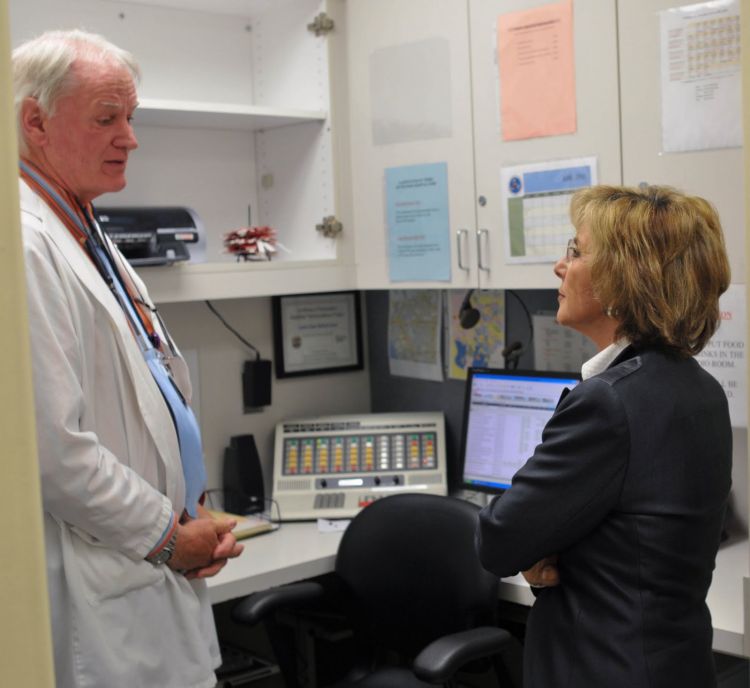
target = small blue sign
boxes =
[386,162,451,282]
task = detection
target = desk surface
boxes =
[208,523,343,605]
[208,523,748,657]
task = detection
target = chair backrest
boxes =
[335,493,499,658]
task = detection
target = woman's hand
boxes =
[522,555,560,588]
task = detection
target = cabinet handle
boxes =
[456,229,470,272]
[477,229,490,273]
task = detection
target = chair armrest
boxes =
[412,626,513,684]
[231,580,325,626]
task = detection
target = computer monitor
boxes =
[459,368,581,493]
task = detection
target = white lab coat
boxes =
[20,180,221,688]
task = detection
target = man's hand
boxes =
[185,526,244,580]
[168,516,232,573]
[522,555,560,588]
[171,506,244,579]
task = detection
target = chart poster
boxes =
[660,0,741,153]
[532,312,598,373]
[385,162,451,282]
[695,284,747,428]
[448,290,506,380]
[497,0,576,141]
[501,156,596,264]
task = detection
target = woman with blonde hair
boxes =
[477,185,732,688]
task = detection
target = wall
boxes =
[159,297,371,502]
[0,0,55,682]
[366,288,558,489]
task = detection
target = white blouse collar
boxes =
[581,339,631,380]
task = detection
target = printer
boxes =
[94,206,202,266]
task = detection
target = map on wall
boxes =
[388,290,443,381]
[448,290,506,380]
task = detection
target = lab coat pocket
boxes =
[66,527,165,605]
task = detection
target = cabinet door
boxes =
[469,0,621,290]
[618,0,744,282]
[347,0,477,289]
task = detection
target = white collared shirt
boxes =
[581,339,631,380]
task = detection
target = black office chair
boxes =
[232,493,514,687]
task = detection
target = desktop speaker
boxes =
[223,434,265,515]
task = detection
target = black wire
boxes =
[505,289,535,368]
[205,300,261,360]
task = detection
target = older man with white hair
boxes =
[14,29,242,687]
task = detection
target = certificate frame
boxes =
[272,291,364,378]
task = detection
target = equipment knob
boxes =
[392,476,400,485]
[374,477,381,486]
[320,479,327,488]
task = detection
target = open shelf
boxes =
[137,98,327,131]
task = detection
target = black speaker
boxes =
[243,359,272,410]
[223,434,265,515]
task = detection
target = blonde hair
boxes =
[13,29,140,155]
[570,185,730,357]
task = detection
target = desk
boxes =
[707,538,747,656]
[208,523,343,605]
[207,523,748,656]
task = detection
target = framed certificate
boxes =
[272,291,364,378]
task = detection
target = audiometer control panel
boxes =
[272,412,447,521]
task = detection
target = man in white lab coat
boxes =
[14,29,242,687]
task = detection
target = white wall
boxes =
[0,0,55,681]
[159,297,371,503]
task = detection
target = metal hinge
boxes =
[307,12,334,36]
[316,215,343,238]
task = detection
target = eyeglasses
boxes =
[565,238,581,263]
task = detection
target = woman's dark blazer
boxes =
[476,346,731,688]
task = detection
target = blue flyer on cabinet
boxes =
[385,162,451,282]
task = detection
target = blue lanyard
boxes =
[92,244,206,517]
[21,161,206,516]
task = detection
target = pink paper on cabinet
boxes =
[497,0,576,141]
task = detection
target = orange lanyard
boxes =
[19,159,158,342]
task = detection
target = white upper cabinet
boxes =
[618,0,745,283]
[470,0,621,290]
[346,0,478,290]
[10,0,354,302]
[345,0,621,291]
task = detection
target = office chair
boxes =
[232,493,514,687]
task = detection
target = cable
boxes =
[204,489,281,531]
[204,488,222,510]
[266,497,282,527]
[504,290,535,370]
[205,300,261,360]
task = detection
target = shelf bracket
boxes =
[316,215,343,239]
[307,12,335,37]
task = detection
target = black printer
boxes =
[94,206,202,266]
